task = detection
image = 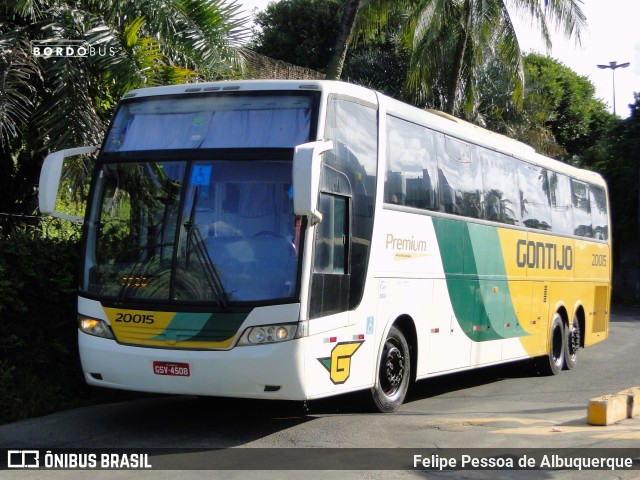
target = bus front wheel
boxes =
[371,326,410,413]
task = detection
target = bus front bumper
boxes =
[78,331,307,400]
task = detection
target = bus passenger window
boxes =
[548,172,573,236]
[480,149,520,225]
[590,185,608,240]
[385,116,438,210]
[437,135,482,218]
[518,163,551,230]
[571,179,593,238]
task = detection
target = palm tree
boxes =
[401,0,585,115]
[329,0,585,116]
[326,0,362,79]
[0,0,248,217]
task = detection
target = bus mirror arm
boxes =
[292,140,333,225]
[39,146,99,223]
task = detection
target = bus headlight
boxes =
[79,316,114,339]
[237,324,297,346]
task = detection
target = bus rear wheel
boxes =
[539,313,565,375]
[371,326,410,413]
[564,314,580,370]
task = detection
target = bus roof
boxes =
[122,79,377,103]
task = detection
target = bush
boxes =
[0,229,88,423]
[0,218,150,424]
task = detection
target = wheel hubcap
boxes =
[569,324,580,357]
[381,343,405,395]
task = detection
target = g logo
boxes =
[318,341,364,384]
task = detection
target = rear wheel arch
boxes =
[572,305,586,349]
[391,315,418,383]
[555,305,569,327]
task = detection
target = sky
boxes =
[237,0,639,118]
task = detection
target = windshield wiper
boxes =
[115,212,173,303]
[184,187,229,310]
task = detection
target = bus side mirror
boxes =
[39,146,98,222]
[292,140,333,225]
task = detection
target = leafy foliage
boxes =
[0,31,39,148]
[342,33,408,97]
[336,0,586,116]
[0,0,249,216]
[0,229,81,423]
[578,95,640,304]
[0,223,147,424]
[0,0,250,424]
[480,53,614,160]
[251,0,341,73]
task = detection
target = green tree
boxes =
[328,0,585,116]
[581,94,640,303]
[325,0,361,79]
[342,33,408,97]
[0,0,248,220]
[251,0,341,73]
[480,53,614,160]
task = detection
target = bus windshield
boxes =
[103,94,314,151]
[83,159,300,304]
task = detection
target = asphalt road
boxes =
[1,306,639,479]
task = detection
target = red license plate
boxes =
[153,361,190,377]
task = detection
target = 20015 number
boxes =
[114,312,155,324]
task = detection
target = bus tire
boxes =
[563,314,580,370]
[540,313,565,375]
[370,326,410,413]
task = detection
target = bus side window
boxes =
[517,163,551,230]
[480,149,520,226]
[590,185,608,240]
[384,115,439,210]
[571,179,593,238]
[438,135,482,219]
[548,171,573,236]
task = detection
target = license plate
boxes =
[153,361,190,377]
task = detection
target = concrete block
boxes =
[618,386,640,418]
[587,394,628,426]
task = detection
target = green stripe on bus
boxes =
[433,217,528,342]
[152,312,248,343]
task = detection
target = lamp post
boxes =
[597,61,630,115]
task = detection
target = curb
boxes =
[587,386,640,426]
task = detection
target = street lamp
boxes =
[597,61,630,115]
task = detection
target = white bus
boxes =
[40,80,611,412]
